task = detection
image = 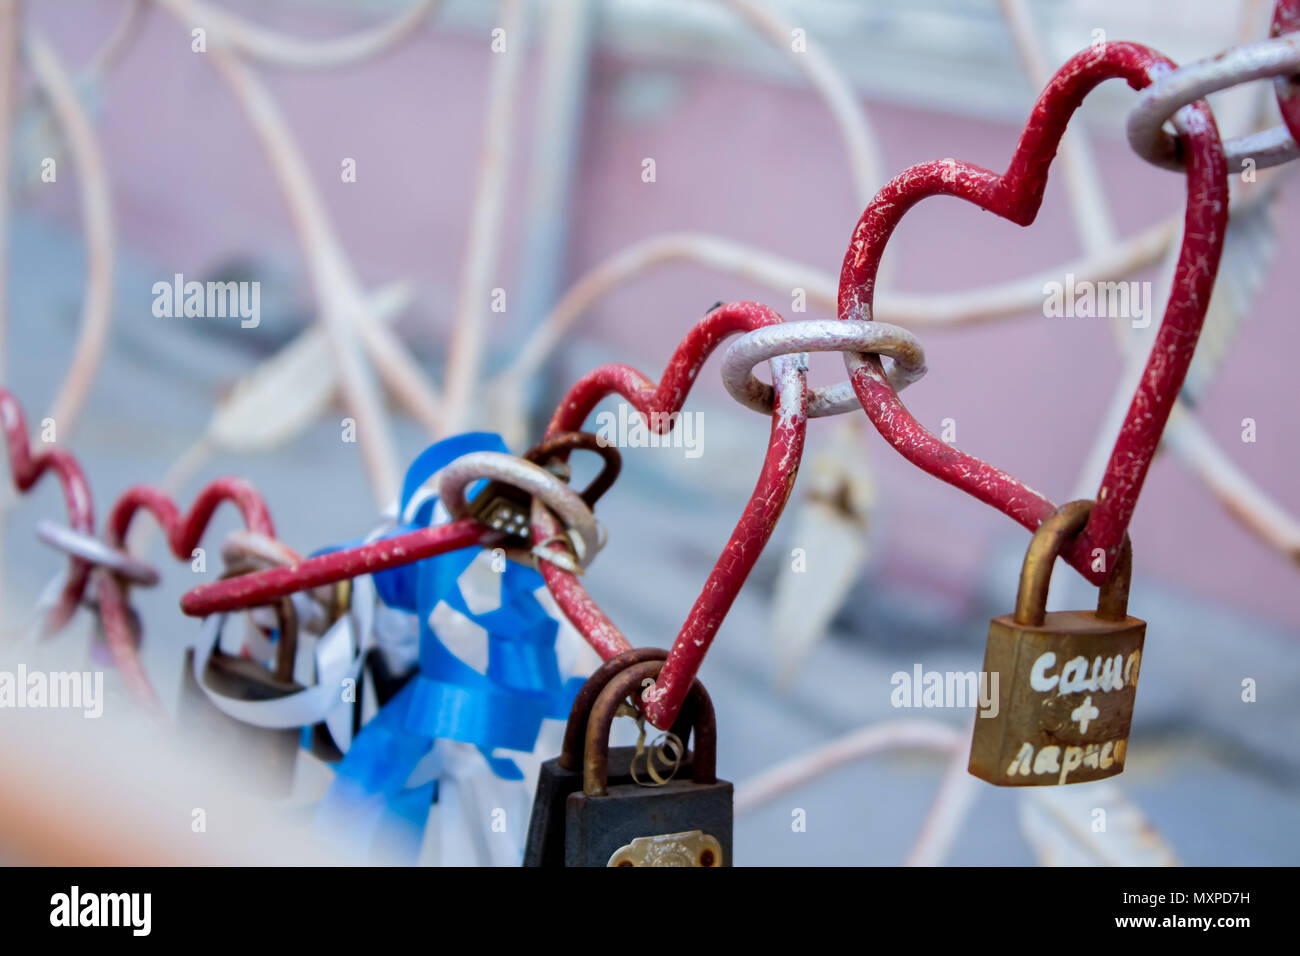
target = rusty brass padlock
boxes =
[523,647,700,867]
[468,431,620,543]
[564,660,732,867]
[968,499,1145,787]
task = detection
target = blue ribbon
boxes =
[316,432,582,861]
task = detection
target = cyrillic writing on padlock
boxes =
[969,500,1146,787]
[972,626,1143,785]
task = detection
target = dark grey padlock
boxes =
[523,648,697,867]
[565,660,732,867]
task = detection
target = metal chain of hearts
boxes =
[835,39,1233,593]
[0,388,275,711]
[6,27,1298,729]
[551,38,1242,729]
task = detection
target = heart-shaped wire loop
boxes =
[836,41,1229,584]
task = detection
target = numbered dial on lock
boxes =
[969,500,1145,787]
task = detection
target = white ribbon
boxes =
[191,575,375,735]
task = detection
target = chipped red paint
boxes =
[180,518,486,615]
[837,41,1229,584]
[541,302,809,728]
[533,503,633,662]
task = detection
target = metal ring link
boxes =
[438,451,603,569]
[721,318,926,418]
[1127,36,1300,171]
[35,519,160,587]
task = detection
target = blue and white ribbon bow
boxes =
[316,432,583,860]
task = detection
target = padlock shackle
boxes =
[270,596,299,682]
[1014,499,1132,627]
[217,563,299,682]
[559,647,667,770]
[582,660,717,797]
[525,430,622,509]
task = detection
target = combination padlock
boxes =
[523,647,698,867]
[969,499,1145,786]
[565,659,732,867]
[179,596,304,794]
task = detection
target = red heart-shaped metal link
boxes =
[0,387,95,631]
[541,301,809,726]
[97,477,278,711]
[174,43,1234,734]
[838,41,1229,583]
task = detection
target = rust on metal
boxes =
[582,660,717,798]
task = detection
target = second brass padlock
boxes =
[969,500,1145,787]
[565,660,732,867]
